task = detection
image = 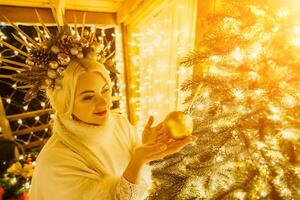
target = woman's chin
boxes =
[92,114,108,125]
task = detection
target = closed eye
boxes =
[82,95,94,101]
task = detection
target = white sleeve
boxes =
[114,176,148,200]
[117,116,153,199]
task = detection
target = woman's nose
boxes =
[94,94,107,106]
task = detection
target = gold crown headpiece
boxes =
[0,11,115,103]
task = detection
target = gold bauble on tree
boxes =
[163,111,194,139]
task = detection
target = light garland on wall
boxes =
[126,2,196,133]
[114,26,127,114]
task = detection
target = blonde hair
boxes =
[46,58,111,118]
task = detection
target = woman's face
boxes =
[73,72,111,125]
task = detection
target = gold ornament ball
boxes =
[51,45,60,54]
[163,111,193,139]
[70,47,79,55]
[47,69,57,79]
[58,53,71,65]
[49,61,59,69]
[44,79,53,86]
[77,52,84,58]
[57,67,65,75]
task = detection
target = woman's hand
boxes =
[123,116,197,184]
[135,135,197,164]
[142,116,173,145]
[123,135,197,184]
[141,115,197,163]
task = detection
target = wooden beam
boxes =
[6,108,54,121]
[0,97,14,139]
[65,0,123,13]
[0,6,54,24]
[120,0,169,26]
[121,24,135,123]
[24,138,49,149]
[14,124,51,136]
[0,0,123,12]
[65,10,116,25]
[0,0,50,8]
[116,0,144,24]
[0,6,116,25]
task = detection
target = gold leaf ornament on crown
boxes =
[0,10,111,103]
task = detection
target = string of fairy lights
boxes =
[114,27,127,114]
[126,2,195,133]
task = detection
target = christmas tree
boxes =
[148,0,300,199]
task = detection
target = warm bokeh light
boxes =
[126,0,196,132]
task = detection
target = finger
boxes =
[148,137,197,161]
[156,126,168,136]
[173,135,197,144]
[150,144,186,160]
[156,128,166,136]
[161,138,174,144]
[157,133,171,142]
[157,134,168,141]
[148,146,182,161]
[153,122,163,131]
[143,143,167,156]
[167,136,197,149]
[145,116,154,129]
[166,135,197,143]
[157,133,170,140]
[157,136,194,153]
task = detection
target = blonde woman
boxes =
[29,58,197,200]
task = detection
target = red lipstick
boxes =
[94,110,107,116]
